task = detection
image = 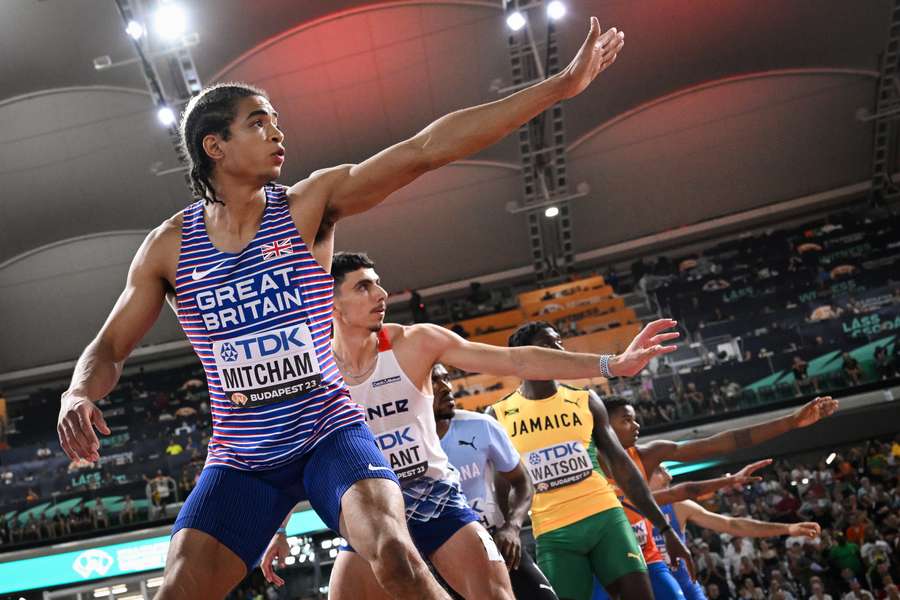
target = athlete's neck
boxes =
[205,176,267,230]
[519,379,559,400]
[435,417,451,439]
[332,322,380,377]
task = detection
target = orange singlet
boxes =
[607,446,665,565]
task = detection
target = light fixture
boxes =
[125,20,145,40]
[547,1,566,20]
[285,556,296,566]
[506,11,526,31]
[826,452,836,465]
[545,206,559,218]
[157,106,176,126]
[154,2,187,39]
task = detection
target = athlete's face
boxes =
[530,326,564,350]
[609,404,640,448]
[207,95,285,185]
[649,465,672,491]
[335,268,388,332]
[431,363,456,420]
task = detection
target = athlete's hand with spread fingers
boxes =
[557,17,625,100]
[788,522,822,538]
[261,532,291,587]
[494,524,523,571]
[57,391,110,462]
[664,529,696,580]
[791,396,839,428]
[608,319,680,377]
[726,459,773,488]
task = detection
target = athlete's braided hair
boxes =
[179,82,268,205]
[507,320,557,348]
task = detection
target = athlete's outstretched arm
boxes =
[417,320,678,380]
[651,460,770,505]
[57,224,174,462]
[676,500,821,539]
[638,396,839,475]
[587,392,695,578]
[317,18,624,221]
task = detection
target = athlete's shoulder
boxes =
[143,212,183,262]
[453,409,492,423]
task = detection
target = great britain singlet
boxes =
[174,185,364,470]
[493,385,620,537]
[345,329,467,522]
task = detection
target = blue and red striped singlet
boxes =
[174,184,363,470]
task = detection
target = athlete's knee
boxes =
[368,532,420,581]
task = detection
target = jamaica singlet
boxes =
[174,185,363,470]
[493,385,620,537]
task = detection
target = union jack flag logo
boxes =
[261,238,293,260]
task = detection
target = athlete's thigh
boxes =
[303,422,401,542]
[536,533,594,600]
[328,549,393,600]
[586,509,648,600]
[338,477,410,559]
[647,562,687,600]
[430,521,513,600]
[157,528,247,600]
[509,549,559,600]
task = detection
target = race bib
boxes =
[212,322,323,407]
[525,440,593,493]
[631,519,649,548]
[374,424,428,482]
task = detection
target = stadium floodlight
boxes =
[125,20,144,40]
[545,206,559,218]
[157,106,176,126]
[154,2,187,39]
[547,1,566,20]
[506,11,526,31]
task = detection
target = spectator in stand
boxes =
[875,345,892,381]
[793,356,821,395]
[684,382,706,414]
[165,437,184,456]
[119,495,136,525]
[842,353,863,386]
[36,444,52,459]
[810,305,844,322]
[843,577,874,599]
[25,487,39,503]
[91,498,109,530]
[810,579,834,600]
[831,532,865,580]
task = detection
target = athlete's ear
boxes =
[202,133,226,162]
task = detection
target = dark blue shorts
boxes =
[342,502,478,558]
[172,422,398,571]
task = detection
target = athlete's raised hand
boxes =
[788,522,821,538]
[727,459,773,487]
[261,532,291,587]
[609,319,680,377]
[57,392,110,462]
[792,396,839,428]
[558,17,625,100]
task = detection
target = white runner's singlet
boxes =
[346,329,457,486]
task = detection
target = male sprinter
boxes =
[647,463,821,600]
[55,18,626,599]
[597,394,838,600]
[433,363,559,600]
[492,322,694,600]
[301,253,683,599]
